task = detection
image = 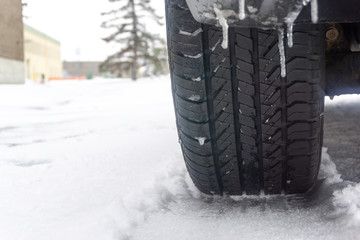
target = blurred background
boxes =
[1,0,167,84]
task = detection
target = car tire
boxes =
[165,0,325,195]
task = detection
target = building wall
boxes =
[0,0,24,84]
[24,24,62,81]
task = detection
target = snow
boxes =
[184,53,203,59]
[195,137,206,146]
[333,183,360,226]
[277,28,286,77]
[179,28,203,37]
[284,3,304,48]
[0,78,359,239]
[211,39,222,52]
[214,58,227,73]
[247,5,257,14]
[239,0,246,20]
[192,77,202,82]
[319,148,343,184]
[188,95,201,101]
[311,0,319,23]
[287,23,294,48]
[284,0,312,48]
[213,5,229,49]
[325,94,360,105]
[0,77,181,240]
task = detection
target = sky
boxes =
[23,0,166,62]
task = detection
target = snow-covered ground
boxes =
[0,77,359,240]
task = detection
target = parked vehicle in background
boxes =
[165,0,360,196]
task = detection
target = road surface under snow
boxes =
[0,77,359,240]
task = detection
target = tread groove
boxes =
[202,24,224,195]
[229,27,244,193]
[252,28,265,193]
[281,28,288,193]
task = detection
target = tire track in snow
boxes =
[114,157,193,239]
[129,148,360,240]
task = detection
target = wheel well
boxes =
[325,22,360,97]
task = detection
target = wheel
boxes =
[165,0,325,195]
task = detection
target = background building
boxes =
[0,0,24,84]
[24,24,62,81]
[63,61,102,79]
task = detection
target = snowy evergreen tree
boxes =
[100,0,168,80]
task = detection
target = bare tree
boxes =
[100,0,167,80]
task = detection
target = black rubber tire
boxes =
[166,0,325,195]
